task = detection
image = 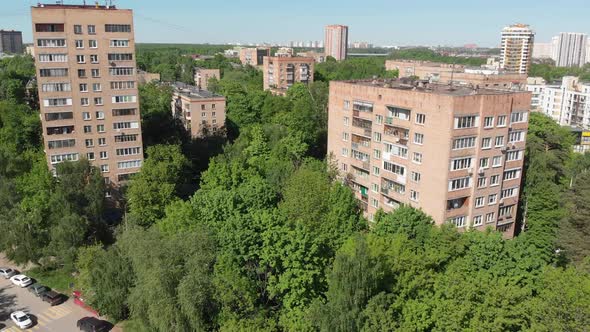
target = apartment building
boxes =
[325,25,348,61]
[31,3,144,189]
[0,30,23,54]
[500,24,535,75]
[571,128,590,154]
[527,76,590,129]
[275,47,294,57]
[386,60,527,90]
[263,56,314,94]
[171,82,226,138]
[239,47,270,66]
[555,32,588,67]
[137,70,160,84]
[194,68,220,91]
[297,50,325,63]
[328,78,531,238]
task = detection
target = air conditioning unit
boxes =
[394,137,400,143]
[468,167,474,175]
[500,146,508,153]
[478,167,485,175]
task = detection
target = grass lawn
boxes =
[25,267,75,293]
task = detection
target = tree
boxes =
[557,170,590,263]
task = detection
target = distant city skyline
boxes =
[3,0,589,47]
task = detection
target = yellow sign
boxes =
[583,132,590,137]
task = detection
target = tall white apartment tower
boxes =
[500,24,535,75]
[555,32,588,67]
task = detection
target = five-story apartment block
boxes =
[328,79,531,238]
[31,3,144,191]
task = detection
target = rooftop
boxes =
[33,3,119,10]
[171,82,224,100]
[339,78,526,97]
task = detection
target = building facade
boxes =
[571,128,590,154]
[31,3,144,188]
[386,60,528,90]
[171,82,226,138]
[527,76,590,129]
[263,56,314,94]
[0,30,23,54]
[327,79,531,238]
[239,47,270,66]
[555,32,588,67]
[194,68,220,91]
[137,70,160,84]
[324,25,348,61]
[500,24,534,75]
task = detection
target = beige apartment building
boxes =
[500,24,535,75]
[194,68,220,91]
[325,25,348,61]
[171,82,226,138]
[239,47,270,66]
[328,79,531,238]
[386,60,527,90]
[31,3,144,190]
[263,56,314,94]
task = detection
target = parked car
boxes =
[76,317,111,332]
[28,283,50,297]
[0,267,17,279]
[10,311,33,329]
[10,274,33,287]
[41,290,63,306]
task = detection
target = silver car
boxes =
[0,267,17,279]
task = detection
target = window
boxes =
[341,163,348,172]
[81,98,89,106]
[375,114,383,124]
[91,69,100,78]
[473,215,483,226]
[118,160,142,169]
[78,69,87,78]
[343,100,350,110]
[449,177,471,191]
[43,98,72,107]
[490,174,500,186]
[510,111,527,124]
[479,157,489,169]
[454,115,479,129]
[475,196,485,207]
[41,83,71,92]
[508,131,525,143]
[88,25,96,34]
[115,134,138,142]
[371,198,379,208]
[78,84,88,92]
[39,68,68,77]
[343,117,349,126]
[76,55,86,63]
[96,111,105,119]
[212,104,216,110]
[35,24,64,32]
[384,142,407,159]
[449,216,466,228]
[112,95,137,103]
[373,149,381,159]
[411,172,421,183]
[109,67,134,76]
[92,83,102,92]
[501,187,518,199]
[87,152,95,160]
[371,183,379,193]
[341,148,348,157]
[373,132,381,142]
[353,101,374,113]
[492,156,503,167]
[481,137,492,149]
[82,112,91,120]
[485,212,495,223]
[116,147,141,156]
[386,106,411,121]
[38,54,67,62]
[90,54,99,63]
[503,168,521,181]
[110,39,129,47]
[415,113,426,124]
[89,40,97,48]
[97,124,105,133]
[484,116,494,128]
[412,152,422,164]
[84,138,94,148]
[83,125,92,133]
[477,177,487,188]
[499,205,515,218]
[497,115,507,127]
[342,132,349,141]
[495,136,504,147]
[99,151,108,159]
[201,105,206,110]
[372,166,380,176]
[74,25,82,34]
[105,24,132,32]
[100,165,109,173]
[47,139,75,150]
[110,81,135,90]
[413,133,424,145]
[506,150,523,162]
[113,121,139,129]
[383,161,405,176]
[410,190,419,202]
[37,38,67,47]
[98,138,106,146]
[50,153,79,165]
[452,136,476,150]
[451,157,472,171]
[75,40,84,49]
[93,97,103,106]
[488,194,497,205]
[112,108,137,116]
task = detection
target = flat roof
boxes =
[338,79,527,97]
[172,82,224,100]
[33,3,121,10]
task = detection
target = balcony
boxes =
[446,197,469,211]
[381,178,405,196]
[384,124,409,144]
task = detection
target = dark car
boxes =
[41,290,63,306]
[76,317,111,332]
[28,283,50,297]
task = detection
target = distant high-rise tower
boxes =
[500,24,534,75]
[555,32,588,67]
[0,30,23,54]
[325,25,348,61]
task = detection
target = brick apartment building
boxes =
[194,68,220,91]
[31,3,144,191]
[325,24,348,61]
[263,56,314,94]
[327,78,531,238]
[239,47,270,66]
[171,82,226,138]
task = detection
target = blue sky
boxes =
[3,0,589,46]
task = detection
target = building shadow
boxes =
[0,286,18,321]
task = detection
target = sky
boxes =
[3,0,589,47]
